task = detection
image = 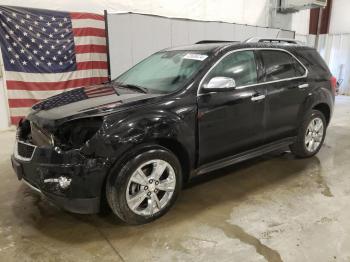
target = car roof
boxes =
[164,41,314,55]
[164,42,236,52]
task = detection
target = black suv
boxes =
[12,39,335,224]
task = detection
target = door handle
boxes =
[251,94,266,101]
[298,84,309,89]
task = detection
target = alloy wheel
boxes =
[305,117,324,153]
[126,159,176,216]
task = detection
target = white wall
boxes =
[315,0,350,95]
[0,77,10,129]
[269,0,310,37]
[329,0,350,34]
[108,13,295,78]
[0,0,309,34]
[1,0,269,25]
[0,50,10,130]
[316,34,350,95]
[291,9,310,35]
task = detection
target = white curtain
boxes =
[317,34,350,95]
[0,0,271,26]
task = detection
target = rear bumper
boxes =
[11,140,109,214]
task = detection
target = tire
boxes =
[290,109,327,158]
[106,146,182,225]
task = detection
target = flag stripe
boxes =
[88,92,115,98]
[76,53,107,62]
[5,69,108,82]
[86,89,112,95]
[72,19,105,29]
[75,44,107,54]
[9,107,31,116]
[70,12,105,21]
[11,116,24,125]
[7,89,76,99]
[76,61,108,70]
[9,99,40,108]
[6,77,109,91]
[84,86,115,96]
[74,36,106,46]
[72,28,106,37]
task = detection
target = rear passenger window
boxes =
[260,50,306,82]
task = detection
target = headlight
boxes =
[17,119,31,140]
[55,117,103,149]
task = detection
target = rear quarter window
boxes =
[295,49,331,79]
[260,50,306,82]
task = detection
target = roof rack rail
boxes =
[195,40,236,44]
[244,37,305,45]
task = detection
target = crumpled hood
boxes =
[27,82,161,128]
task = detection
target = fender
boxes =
[84,98,198,169]
[297,83,334,126]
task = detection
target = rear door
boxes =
[258,49,308,142]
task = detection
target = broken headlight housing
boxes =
[55,117,103,149]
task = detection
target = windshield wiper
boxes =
[115,83,148,93]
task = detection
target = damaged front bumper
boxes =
[11,139,109,214]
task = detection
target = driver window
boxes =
[203,51,258,88]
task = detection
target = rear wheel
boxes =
[106,147,182,224]
[290,110,327,158]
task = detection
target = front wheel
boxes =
[290,110,327,158]
[106,147,182,224]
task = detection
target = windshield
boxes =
[114,51,209,93]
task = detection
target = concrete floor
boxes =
[1,96,350,262]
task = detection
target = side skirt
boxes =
[194,137,296,176]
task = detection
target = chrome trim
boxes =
[44,177,72,189]
[298,83,309,89]
[23,179,42,194]
[244,37,305,45]
[251,94,266,101]
[14,140,37,162]
[50,135,55,146]
[197,48,309,96]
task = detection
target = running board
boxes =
[195,137,296,175]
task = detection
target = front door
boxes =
[197,50,266,165]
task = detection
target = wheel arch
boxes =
[107,139,192,185]
[154,137,191,184]
[297,85,334,128]
[100,138,191,211]
[312,103,331,125]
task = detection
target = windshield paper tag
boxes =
[183,53,208,61]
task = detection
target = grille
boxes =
[16,141,36,160]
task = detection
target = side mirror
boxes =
[204,76,236,91]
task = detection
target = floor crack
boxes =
[94,224,126,262]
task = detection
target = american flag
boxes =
[0,6,109,124]
[33,85,116,111]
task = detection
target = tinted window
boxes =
[260,50,306,82]
[204,51,257,88]
[296,49,331,78]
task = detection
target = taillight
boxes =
[330,76,337,93]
